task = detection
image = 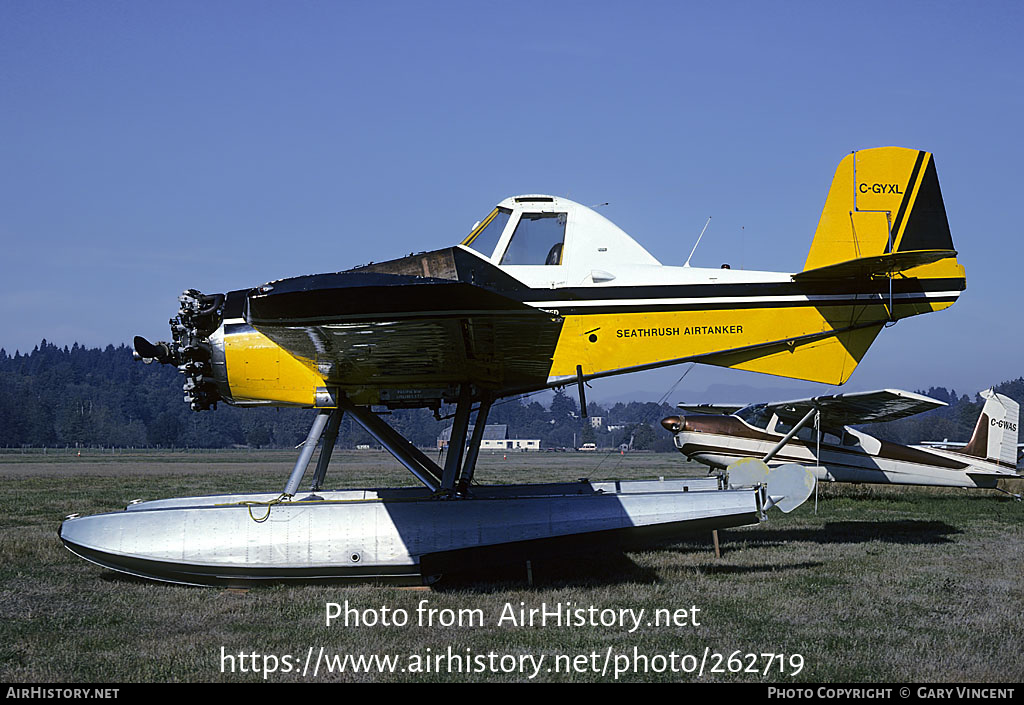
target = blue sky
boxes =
[2,1,1021,403]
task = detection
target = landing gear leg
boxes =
[993,486,1023,502]
[300,391,493,500]
[310,408,343,493]
[341,398,443,493]
[441,386,472,493]
[457,395,493,494]
[283,409,331,497]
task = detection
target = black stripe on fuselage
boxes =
[527,295,960,317]
[241,293,962,326]
[238,295,962,325]
[444,246,963,305]
[515,276,963,304]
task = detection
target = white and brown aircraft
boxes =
[60,147,969,584]
[661,388,1022,497]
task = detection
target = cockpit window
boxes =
[500,212,567,266]
[822,429,842,446]
[461,207,511,258]
[734,403,773,430]
[775,420,814,441]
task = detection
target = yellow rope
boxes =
[237,493,290,523]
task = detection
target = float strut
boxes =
[441,385,472,491]
[340,398,441,493]
[310,408,343,491]
[458,395,493,492]
[344,402,443,482]
[284,409,331,496]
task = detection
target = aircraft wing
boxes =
[759,389,946,427]
[918,440,966,449]
[245,269,565,396]
[676,403,746,415]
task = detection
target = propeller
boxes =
[133,336,173,365]
[726,457,816,513]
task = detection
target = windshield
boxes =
[461,208,511,258]
[734,403,773,430]
[500,212,567,265]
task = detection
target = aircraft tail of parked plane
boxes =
[933,389,1020,468]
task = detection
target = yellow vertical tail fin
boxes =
[704,147,965,385]
[804,147,960,275]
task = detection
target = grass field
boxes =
[1,449,1021,683]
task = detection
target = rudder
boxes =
[961,389,1020,467]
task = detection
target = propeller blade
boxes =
[133,336,172,364]
[726,457,816,513]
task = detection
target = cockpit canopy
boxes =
[459,196,660,280]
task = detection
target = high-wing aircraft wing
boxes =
[918,440,965,449]
[752,389,947,428]
[676,403,746,415]
[246,253,564,398]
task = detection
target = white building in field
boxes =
[438,424,540,451]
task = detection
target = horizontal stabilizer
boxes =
[795,249,957,281]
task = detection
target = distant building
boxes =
[438,424,540,451]
[589,416,603,429]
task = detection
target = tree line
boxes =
[2,341,1020,457]
[0,341,679,451]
